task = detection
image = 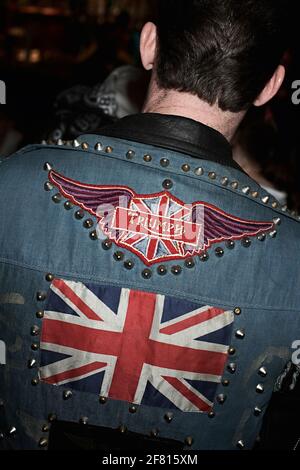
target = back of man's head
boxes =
[155,0,287,112]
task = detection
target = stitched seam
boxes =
[0,257,298,313]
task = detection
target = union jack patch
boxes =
[48,170,275,266]
[39,279,234,413]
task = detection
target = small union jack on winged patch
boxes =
[48,170,274,266]
[39,279,234,413]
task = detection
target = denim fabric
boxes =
[0,135,300,450]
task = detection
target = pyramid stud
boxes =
[95,143,103,152]
[262,196,270,204]
[258,367,267,377]
[242,186,251,195]
[43,162,53,171]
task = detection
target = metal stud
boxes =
[44,162,53,171]
[129,405,138,414]
[256,384,264,394]
[200,252,209,262]
[119,425,127,434]
[90,230,98,241]
[237,440,245,449]
[164,412,173,423]
[269,230,277,239]
[242,238,251,248]
[226,240,235,250]
[75,210,85,220]
[57,139,64,146]
[52,193,62,204]
[228,346,236,356]
[208,172,217,180]
[185,258,195,269]
[126,150,135,160]
[217,394,227,404]
[273,217,281,226]
[230,181,239,190]
[83,219,94,229]
[0,432,4,440]
[185,436,194,447]
[124,260,134,270]
[194,167,204,176]
[162,179,173,190]
[39,437,48,448]
[31,378,39,386]
[64,201,73,210]
[160,158,170,168]
[41,140,47,145]
[281,205,288,212]
[151,429,159,438]
[0,399,4,407]
[48,413,57,422]
[254,407,262,416]
[251,191,259,198]
[222,379,230,387]
[221,177,229,186]
[171,266,182,276]
[36,311,44,319]
[31,343,39,351]
[208,411,215,418]
[258,367,268,378]
[42,424,49,432]
[142,269,152,280]
[227,363,237,374]
[157,265,167,276]
[63,390,73,400]
[102,239,112,250]
[31,325,40,336]
[272,201,279,209]
[79,417,88,425]
[95,143,103,152]
[37,292,47,302]
[235,329,245,339]
[28,358,37,369]
[99,396,107,405]
[242,186,251,195]
[105,146,113,154]
[73,139,81,148]
[114,251,125,262]
[45,273,54,282]
[234,307,242,316]
[215,247,224,258]
[9,426,17,436]
[262,196,270,204]
[44,182,54,192]
[257,233,266,242]
[144,154,152,163]
[182,164,190,173]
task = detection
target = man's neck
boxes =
[142,81,246,142]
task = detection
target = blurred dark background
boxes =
[0,0,300,211]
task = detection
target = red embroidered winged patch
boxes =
[49,170,274,266]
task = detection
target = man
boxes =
[0,0,299,451]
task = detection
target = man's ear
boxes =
[254,65,286,107]
[140,22,157,71]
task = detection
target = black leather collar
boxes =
[98,113,240,170]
